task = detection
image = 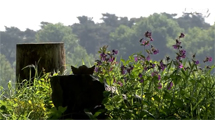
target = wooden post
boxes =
[16,42,65,88]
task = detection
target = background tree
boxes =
[0,27,37,66]
[0,12,214,84]
[109,13,184,61]
[0,54,15,89]
[0,27,23,65]
[176,13,210,31]
[35,22,95,71]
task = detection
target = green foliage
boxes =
[94,32,215,119]
[36,23,78,51]
[0,32,215,119]
[0,27,36,65]
[0,66,63,119]
[109,25,136,59]
[0,54,15,89]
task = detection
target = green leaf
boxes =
[121,58,126,65]
[82,59,85,65]
[206,65,215,75]
[106,78,111,86]
[190,79,195,85]
[163,76,170,80]
[192,97,205,112]
[84,110,94,119]
[58,106,67,114]
[7,80,12,90]
[173,75,181,85]
[153,95,161,102]
[93,109,106,118]
[163,90,172,100]
[181,68,187,77]
[140,54,146,59]
[144,92,152,98]
[174,99,184,108]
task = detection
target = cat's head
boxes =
[71,65,95,75]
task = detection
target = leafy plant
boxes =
[94,31,214,119]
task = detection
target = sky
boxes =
[1,0,215,31]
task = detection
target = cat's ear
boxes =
[71,65,80,74]
[87,65,95,75]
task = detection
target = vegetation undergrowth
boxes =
[94,32,215,119]
[0,31,214,119]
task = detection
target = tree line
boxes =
[0,12,214,88]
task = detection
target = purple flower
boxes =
[150,63,155,68]
[118,81,123,87]
[195,60,199,65]
[140,79,144,83]
[167,81,173,90]
[181,54,186,58]
[151,71,160,80]
[152,49,159,55]
[144,67,148,71]
[209,57,212,61]
[173,45,178,49]
[145,31,152,38]
[134,56,138,62]
[141,40,149,46]
[139,73,142,78]
[179,33,185,38]
[144,31,153,42]
[176,56,181,60]
[160,61,166,71]
[176,49,186,60]
[204,56,213,63]
[158,83,162,89]
[150,38,153,41]
[96,60,102,65]
[100,52,107,61]
[121,65,126,75]
[128,65,133,70]
[151,72,155,76]
[146,55,150,61]
[112,49,118,55]
[179,49,186,58]
[109,67,113,71]
[179,63,183,68]
[109,57,115,62]
[127,65,134,74]
[180,49,186,54]
[94,67,99,72]
[172,39,182,49]
[152,64,155,68]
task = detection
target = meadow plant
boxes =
[0,31,214,119]
[94,31,215,119]
[0,66,65,119]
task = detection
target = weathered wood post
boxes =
[16,42,65,88]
